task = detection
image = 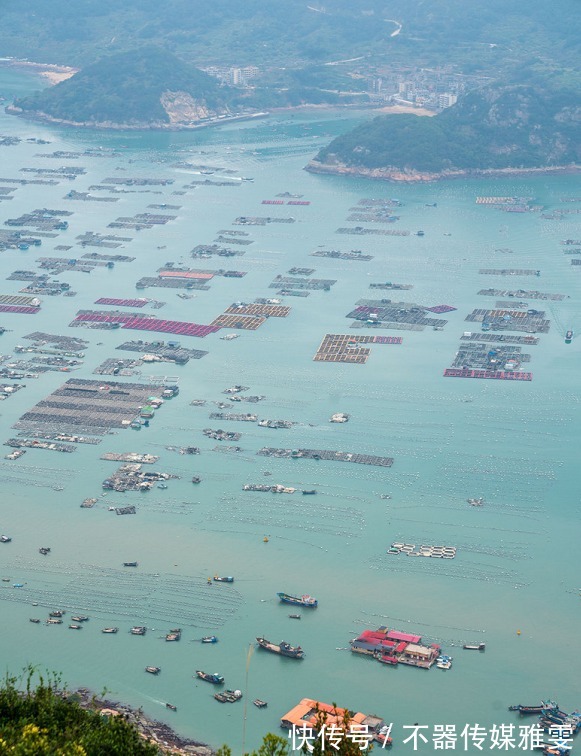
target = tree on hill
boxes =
[0,668,159,755]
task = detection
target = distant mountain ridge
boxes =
[307,73,581,181]
[9,47,239,128]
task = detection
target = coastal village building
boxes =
[280,698,391,747]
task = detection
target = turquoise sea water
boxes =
[0,69,579,753]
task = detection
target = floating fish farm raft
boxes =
[95,298,149,308]
[348,303,447,330]
[477,289,565,301]
[270,276,336,291]
[465,309,550,334]
[443,368,532,381]
[70,310,219,338]
[13,378,166,435]
[257,447,394,467]
[116,341,207,363]
[311,249,373,261]
[314,334,402,364]
[224,303,290,317]
[460,332,539,345]
[478,269,540,276]
[336,227,410,236]
[210,314,265,330]
[23,333,88,351]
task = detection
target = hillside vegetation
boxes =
[0,0,579,73]
[310,69,581,175]
[11,47,231,126]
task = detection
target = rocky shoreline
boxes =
[5,104,268,131]
[305,158,581,183]
[74,688,214,755]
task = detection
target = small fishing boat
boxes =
[131,626,147,635]
[256,637,304,659]
[166,628,181,641]
[436,655,453,670]
[463,643,486,651]
[201,635,218,643]
[123,562,138,567]
[213,575,234,583]
[277,592,317,608]
[71,616,89,622]
[196,671,225,684]
[288,614,301,620]
[214,689,242,703]
[102,627,118,634]
[565,329,573,344]
[1,535,12,543]
[46,618,62,625]
[69,624,82,630]
[253,699,268,708]
[145,666,161,675]
[49,610,65,618]
[191,476,202,484]
[166,703,177,711]
[29,618,41,624]
[508,701,558,715]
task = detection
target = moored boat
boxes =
[29,618,41,623]
[256,637,304,659]
[277,592,317,608]
[565,329,573,343]
[508,701,558,715]
[123,561,138,567]
[145,666,161,675]
[102,627,118,634]
[71,616,89,622]
[201,635,218,643]
[253,699,268,708]
[166,628,181,641]
[131,626,146,635]
[213,575,234,583]
[463,643,486,651]
[69,624,82,630]
[196,670,225,684]
[166,703,177,711]
[214,689,242,703]
[288,614,301,620]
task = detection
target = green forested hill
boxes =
[11,47,232,126]
[310,70,581,174]
[0,0,579,72]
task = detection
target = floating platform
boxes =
[0,305,40,314]
[210,314,266,330]
[336,227,410,236]
[14,378,167,435]
[71,311,219,338]
[258,447,393,467]
[460,333,539,346]
[311,250,373,261]
[477,289,565,301]
[314,334,402,364]
[224,303,290,317]
[479,269,540,276]
[465,309,550,334]
[95,298,148,308]
[0,294,41,307]
[425,305,457,314]
[443,369,532,381]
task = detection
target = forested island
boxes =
[306,70,581,181]
[7,47,259,129]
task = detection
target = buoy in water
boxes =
[516,630,521,636]
[263,536,269,543]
